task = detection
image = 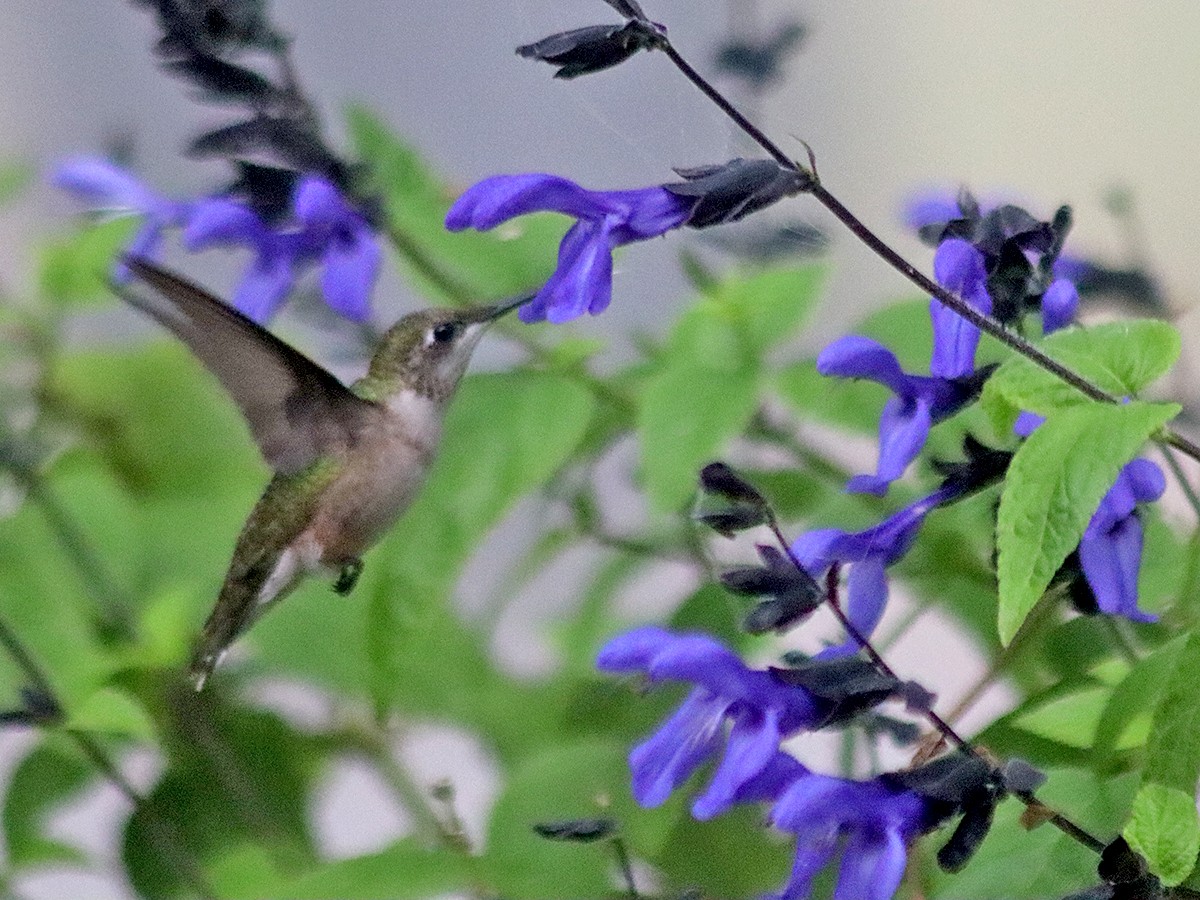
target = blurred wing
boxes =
[119,257,377,473]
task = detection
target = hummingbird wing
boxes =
[118,258,378,474]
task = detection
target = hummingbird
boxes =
[118,258,527,689]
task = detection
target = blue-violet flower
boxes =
[1080,457,1165,622]
[596,626,820,819]
[791,485,960,652]
[817,335,987,495]
[445,173,692,323]
[769,772,929,900]
[52,156,187,278]
[54,157,380,323]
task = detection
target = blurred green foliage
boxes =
[1,113,1198,900]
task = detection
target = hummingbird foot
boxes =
[334,558,364,596]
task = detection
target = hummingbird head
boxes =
[364,294,528,403]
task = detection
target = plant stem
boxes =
[20,473,133,635]
[657,35,1200,467]
[761,513,1107,853]
[0,616,216,899]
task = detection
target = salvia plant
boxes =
[2,2,1199,899]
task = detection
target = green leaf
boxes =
[39,219,136,307]
[774,360,886,434]
[640,364,758,511]
[1011,685,1113,749]
[639,303,760,510]
[347,106,562,301]
[67,687,158,742]
[275,841,470,900]
[995,400,1179,644]
[123,705,321,900]
[982,320,1181,435]
[1125,783,1200,886]
[1093,634,1186,761]
[3,735,93,869]
[710,264,825,353]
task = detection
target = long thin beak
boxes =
[486,291,535,321]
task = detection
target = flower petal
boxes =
[530,219,614,323]
[1125,458,1166,503]
[629,688,726,807]
[320,224,380,322]
[445,173,611,231]
[232,253,295,323]
[1041,278,1078,334]
[848,395,932,496]
[293,175,353,227]
[692,707,782,820]
[1080,515,1156,623]
[834,828,908,900]
[184,198,271,251]
[596,625,677,672]
[52,156,162,213]
[817,336,914,398]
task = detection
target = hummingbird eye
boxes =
[431,322,459,344]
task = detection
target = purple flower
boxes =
[596,626,819,819]
[769,772,928,900]
[1079,457,1165,622]
[293,177,381,322]
[185,175,380,322]
[54,158,381,323]
[791,486,958,652]
[818,336,986,495]
[445,173,692,323]
[929,238,991,379]
[1040,277,1078,334]
[182,197,299,321]
[52,156,187,277]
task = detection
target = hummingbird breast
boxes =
[307,396,442,563]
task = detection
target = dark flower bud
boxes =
[885,752,995,811]
[162,53,279,105]
[135,0,281,56]
[694,462,768,538]
[937,799,996,872]
[1098,837,1149,885]
[189,117,348,186]
[1071,261,1164,314]
[721,545,822,634]
[665,158,812,228]
[859,713,921,746]
[532,818,617,842]
[713,21,806,89]
[699,462,765,506]
[1000,758,1046,794]
[773,655,900,727]
[900,680,936,713]
[516,19,666,79]
[930,433,1012,498]
[225,162,299,222]
[0,687,63,727]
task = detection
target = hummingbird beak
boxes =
[486,292,535,322]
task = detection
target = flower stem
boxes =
[656,34,1200,466]
[0,615,216,899]
[761,510,1108,855]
